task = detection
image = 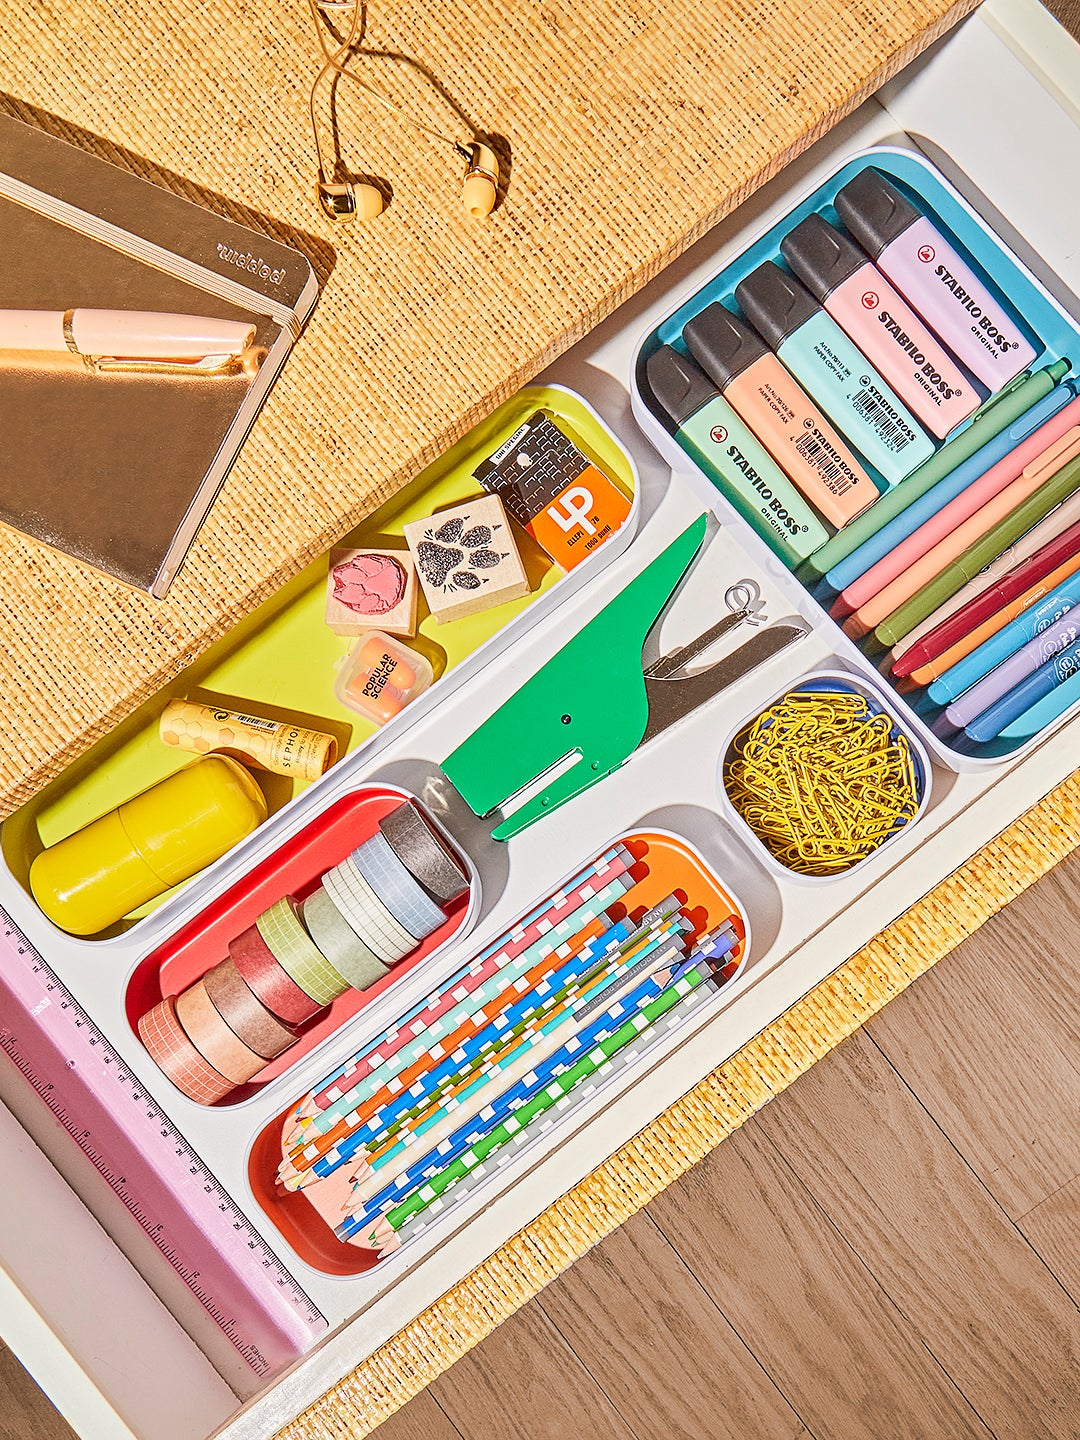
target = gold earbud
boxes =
[307,1,499,224]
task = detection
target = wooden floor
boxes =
[4,847,1077,1440]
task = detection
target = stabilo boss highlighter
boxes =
[799,361,1070,581]
[735,261,933,486]
[781,213,979,439]
[645,345,830,565]
[681,304,877,527]
[834,169,1037,393]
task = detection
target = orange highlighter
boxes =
[682,303,877,528]
[844,427,1080,634]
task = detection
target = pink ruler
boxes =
[0,908,326,1381]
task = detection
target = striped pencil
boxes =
[340,929,737,1215]
[341,950,722,1249]
[288,914,691,1188]
[277,889,639,1185]
[304,846,634,1113]
[338,920,697,1201]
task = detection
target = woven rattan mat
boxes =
[274,767,1080,1440]
[0,0,979,816]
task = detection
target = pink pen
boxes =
[835,169,1036,393]
[0,307,255,361]
[842,394,1080,610]
[781,214,979,439]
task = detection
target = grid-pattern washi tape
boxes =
[338,854,419,954]
[302,886,390,992]
[138,995,235,1105]
[229,920,325,1026]
[321,864,413,965]
[351,830,447,940]
[257,895,348,1007]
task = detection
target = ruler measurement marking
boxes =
[0,913,327,1373]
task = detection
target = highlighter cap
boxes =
[780,214,868,302]
[682,303,768,389]
[735,262,819,349]
[644,345,720,428]
[834,169,920,258]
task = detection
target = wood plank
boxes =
[0,1344,77,1440]
[536,1210,806,1440]
[370,1387,465,1440]
[754,1028,1080,1439]
[647,1122,993,1440]
[868,853,1080,1218]
[1018,1175,1080,1308]
[428,1299,638,1440]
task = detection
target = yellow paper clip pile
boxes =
[725,689,921,876]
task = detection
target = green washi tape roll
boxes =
[301,886,391,992]
[255,896,348,1007]
[321,864,410,965]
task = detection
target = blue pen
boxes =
[928,577,1080,704]
[964,637,1080,741]
[825,384,1075,593]
[990,659,1080,745]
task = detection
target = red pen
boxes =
[891,517,1080,676]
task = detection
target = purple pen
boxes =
[946,611,1080,726]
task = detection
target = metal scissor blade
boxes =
[640,621,810,747]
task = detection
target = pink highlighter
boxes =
[834,169,1036,393]
[781,214,979,439]
[681,303,877,527]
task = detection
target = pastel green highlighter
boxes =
[735,261,934,488]
[645,345,829,566]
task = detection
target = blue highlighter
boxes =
[825,383,1076,593]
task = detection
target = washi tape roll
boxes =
[301,886,391,992]
[175,979,268,1085]
[138,995,234,1105]
[322,863,413,965]
[350,830,446,939]
[377,801,469,905]
[202,958,298,1061]
[331,855,417,955]
[229,921,324,1026]
[256,896,348,1007]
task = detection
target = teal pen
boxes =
[964,637,1080,742]
[990,657,1080,744]
[736,261,934,487]
[797,360,1071,581]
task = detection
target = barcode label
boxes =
[794,430,854,495]
[852,382,916,454]
[231,712,279,732]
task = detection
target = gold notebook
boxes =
[0,114,318,597]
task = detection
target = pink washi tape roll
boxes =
[138,995,234,1105]
[202,958,298,1061]
[229,920,324,1026]
[175,979,267,1085]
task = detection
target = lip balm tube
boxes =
[835,169,1037,393]
[645,345,831,566]
[781,214,980,439]
[735,261,934,486]
[682,304,877,527]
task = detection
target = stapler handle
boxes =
[442,516,708,840]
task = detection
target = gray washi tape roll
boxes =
[351,829,446,940]
[322,864,411,964]
[377,800,469,905]
[256,895,348,1007]
[302,886,391,992]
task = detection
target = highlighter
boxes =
[799,361,1070,581]
[781,214,979,438]
[835,169,1037,393]
[645,345,830,566]
[735,261,933,486]
[875,451,1080,645]
[682,304,877,527]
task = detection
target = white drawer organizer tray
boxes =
[2,3,1079,1438]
